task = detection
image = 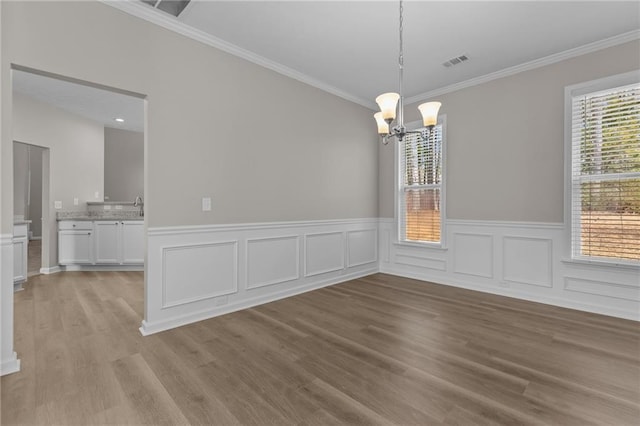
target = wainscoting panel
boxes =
[564,277,640,302]
[304,232,345,277]
[347,229,377,267]
[246,236,299,289]
[143,219,378,335]
[502,236,552,288]
[162,241,238,309]
[1,234,20,376]
[453,233,493,278]
[379,218,640,321]
[395,253,446,271]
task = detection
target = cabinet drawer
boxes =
[58,221,93,231]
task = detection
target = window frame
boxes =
[564,70,640,266]
[395,115,447,248]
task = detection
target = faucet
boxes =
[134,196,144,217]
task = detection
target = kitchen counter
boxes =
[57,211,143,221]
[14,219,32,225]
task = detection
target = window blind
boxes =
[571,82,640,262]
[400,125,443,243]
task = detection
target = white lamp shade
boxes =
[374,112,389,134]
[376,92,400,121]
[418,101,441,127]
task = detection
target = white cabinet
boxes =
[58,219,143,267]
[13,223,28,287]
[122,221,145,264]
[95,221,120,264]
[58,221,93,264]
[95,221,144,264]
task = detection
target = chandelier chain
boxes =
[399,0,404,69]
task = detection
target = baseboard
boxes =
[61,264,144,272]
[40,266,61,274]
[380,264,640,321]
[0,352,21,376]
[140,267,377,335]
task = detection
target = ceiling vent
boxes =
[442,54,469,68]
[142,0,191,18]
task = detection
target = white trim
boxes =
[139,267,375,336]
[161,240,239,309]
[561,258,640,272]
[379,219,640,321]
[0,234,13,246]
[144,218,379,335]
[564,70,640,264]
[245,235,301,290]
[59,265,143,273]
[406,30,640,105]
[148,218,380,236]
[380,263,640,322]
[447,219,564,230]
[99,0,373,109]
[502,236,553,288]
[0,353,21,376]
[40,266,62,274]
[396,116,447,246]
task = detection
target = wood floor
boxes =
[27,239,42,277]
[2,272,639,425]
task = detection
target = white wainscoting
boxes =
[1,234,20,376]
[379,218,640,321]
[142,218,379,335]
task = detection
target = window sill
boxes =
[393,240,448,251]
[562,257,640,271]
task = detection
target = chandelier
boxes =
[373,0,441,145]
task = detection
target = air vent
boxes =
[141,0,191,17]
[442,54,469,68]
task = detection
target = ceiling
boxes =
[11,1,639,125]
[170,0,639,107]
[12,70,145,132]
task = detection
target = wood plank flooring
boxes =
[2,272,639,425]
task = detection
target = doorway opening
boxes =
[11,64,147,320]
[12,141,49,280]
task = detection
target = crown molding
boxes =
[101,2,638,111]
[99,1,375,109]
[405,29,640,105]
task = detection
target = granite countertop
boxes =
[57,211,143,221]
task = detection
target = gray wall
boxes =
[13,142,44,237]
[28,144,43,238]
[104,127,144,203]
[379,40,640,222]
[12,93,105,266]
[1,1,378,233]
[12,142,28,219]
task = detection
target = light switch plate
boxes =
[54,201,62,209]
[202,197,212,212]
[94,191,100,199]
[73,198,79,205]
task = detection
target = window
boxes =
[569,74,640,263]
[398,120,445,244]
